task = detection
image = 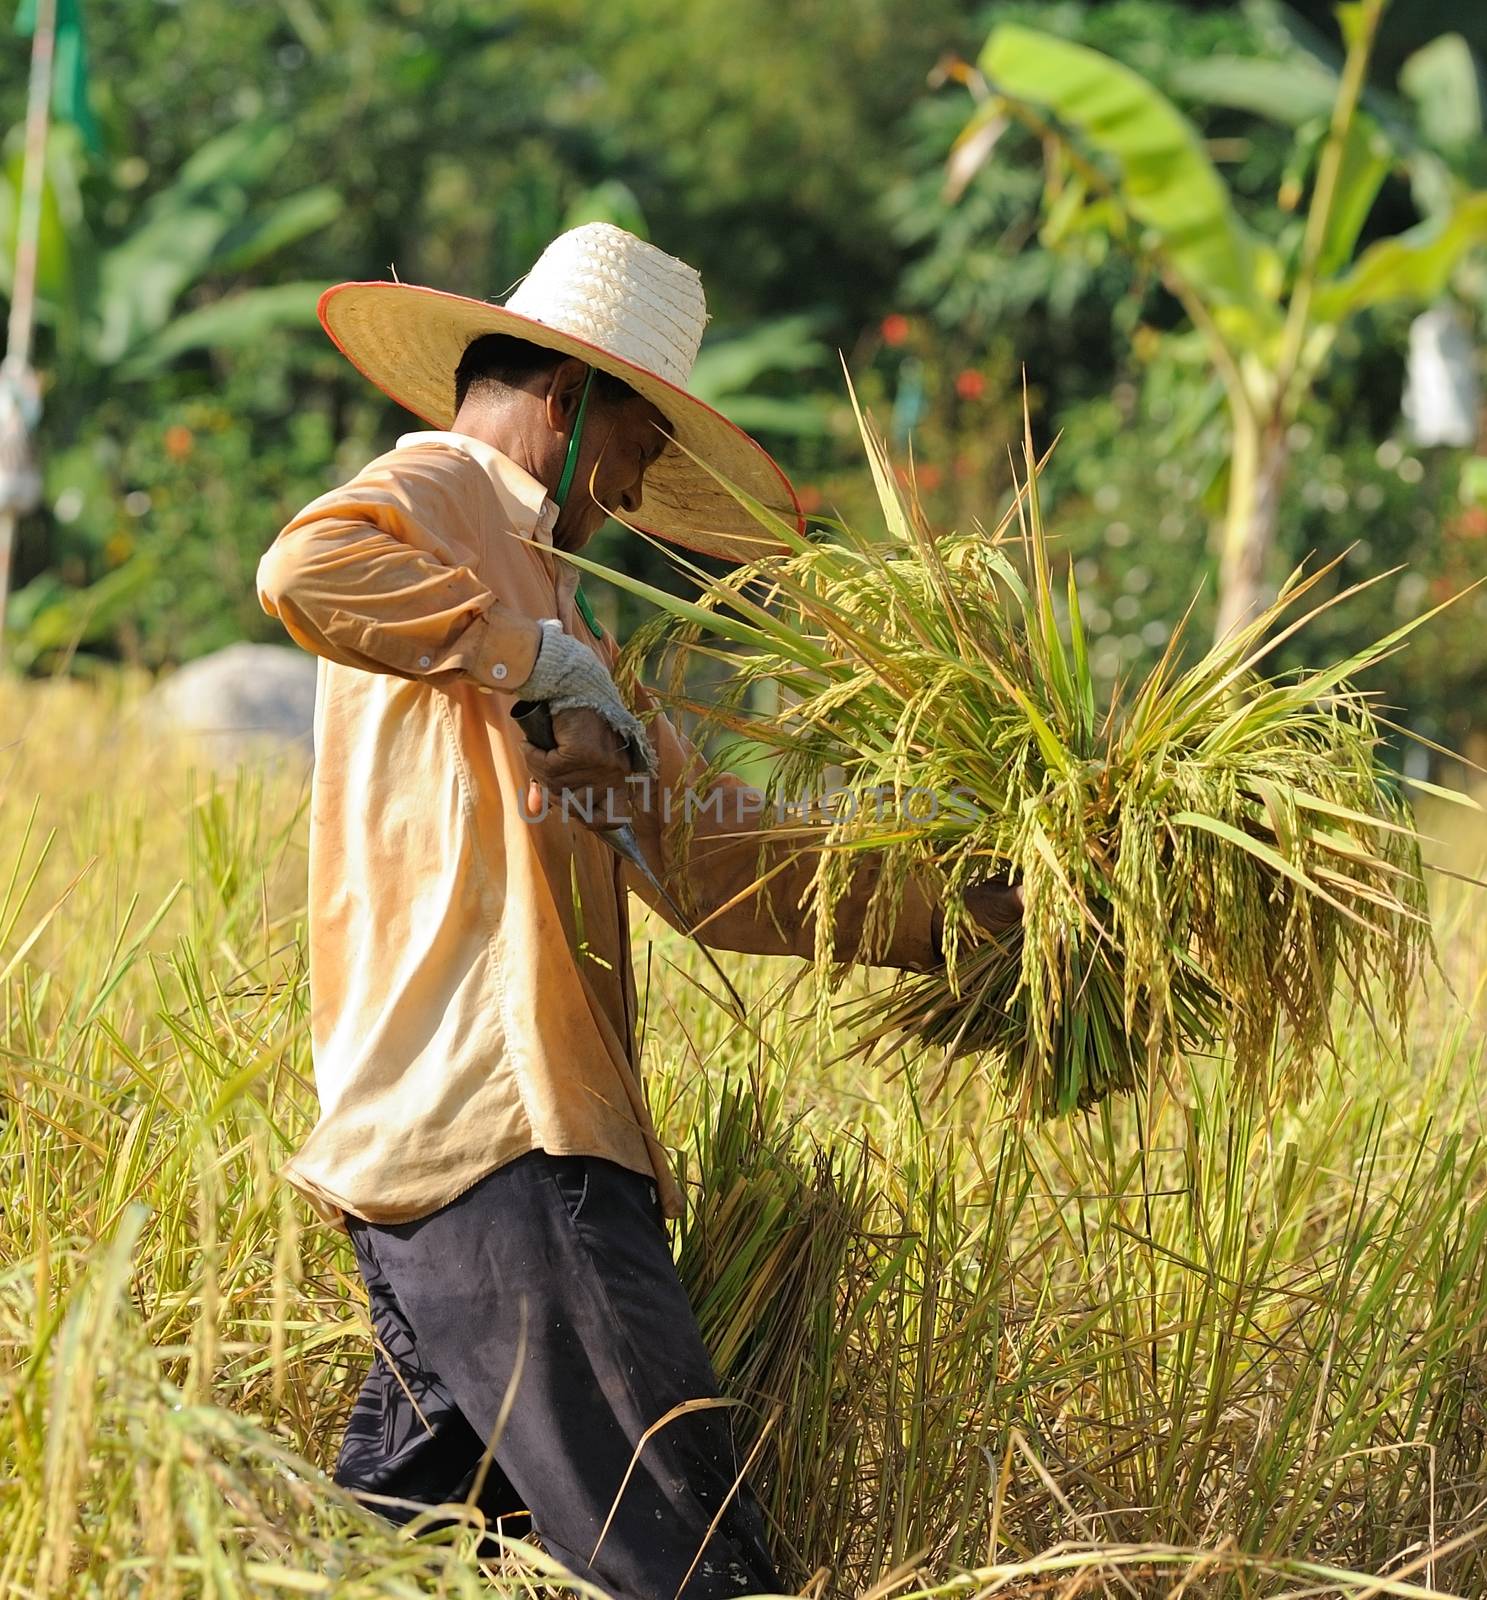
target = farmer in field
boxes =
[256,222,1020,1599]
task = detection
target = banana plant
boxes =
[949,2,1487,641]
[0,118,338,376]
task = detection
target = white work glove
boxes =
[512,618,659,777]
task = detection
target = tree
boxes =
[950,2,1487,640]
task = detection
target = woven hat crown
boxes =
[503,223,709,390]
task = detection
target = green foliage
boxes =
[554,0,970,321]
[7,339,350,674]
[1315,191,1487,318]
[0,0,1484,756]
[946,2,1487,650]
[884,4,1281,350]
[1400,32,1484,153]
[2,0,969,670]
[975,24,1279,317]
[686,314,837,439]
[0,119,336,370]
[967,11,1487,368]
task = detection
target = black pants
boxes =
[334,1149,782,1600]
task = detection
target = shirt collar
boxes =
[396,430,560,548]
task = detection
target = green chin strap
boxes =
[552,366,595,511]
[550,366,604,640]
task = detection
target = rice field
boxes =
[2,672,1485,1598]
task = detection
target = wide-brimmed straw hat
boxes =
[318,222,803,564]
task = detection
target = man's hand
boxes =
[964,877,1024,938]
[928,874,1024,963]
[509,619,657,781]
[521,706,634,830]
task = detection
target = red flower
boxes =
[881,313,910,347]
[917,463,943,491]
[164,425,194,461]
[955,368,985,401]
[797,484,823,514]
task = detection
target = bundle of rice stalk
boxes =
[672,1075,874,1585]
[561,381,1461,1119]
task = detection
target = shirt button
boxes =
[490,663,507,680]
[418,655,432,668]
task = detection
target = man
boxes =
[257,222,1020,1600]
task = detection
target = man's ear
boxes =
[546,358,590,430]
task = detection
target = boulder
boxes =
[141,642,317,768]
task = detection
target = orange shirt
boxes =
[256,431,941,1226]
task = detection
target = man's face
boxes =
[560,384,674,549]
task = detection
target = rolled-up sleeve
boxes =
[613,650,941,972]
[257,444,543,691]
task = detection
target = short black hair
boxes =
[454,332,642,414]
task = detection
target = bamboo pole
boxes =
[0,0,59,663]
